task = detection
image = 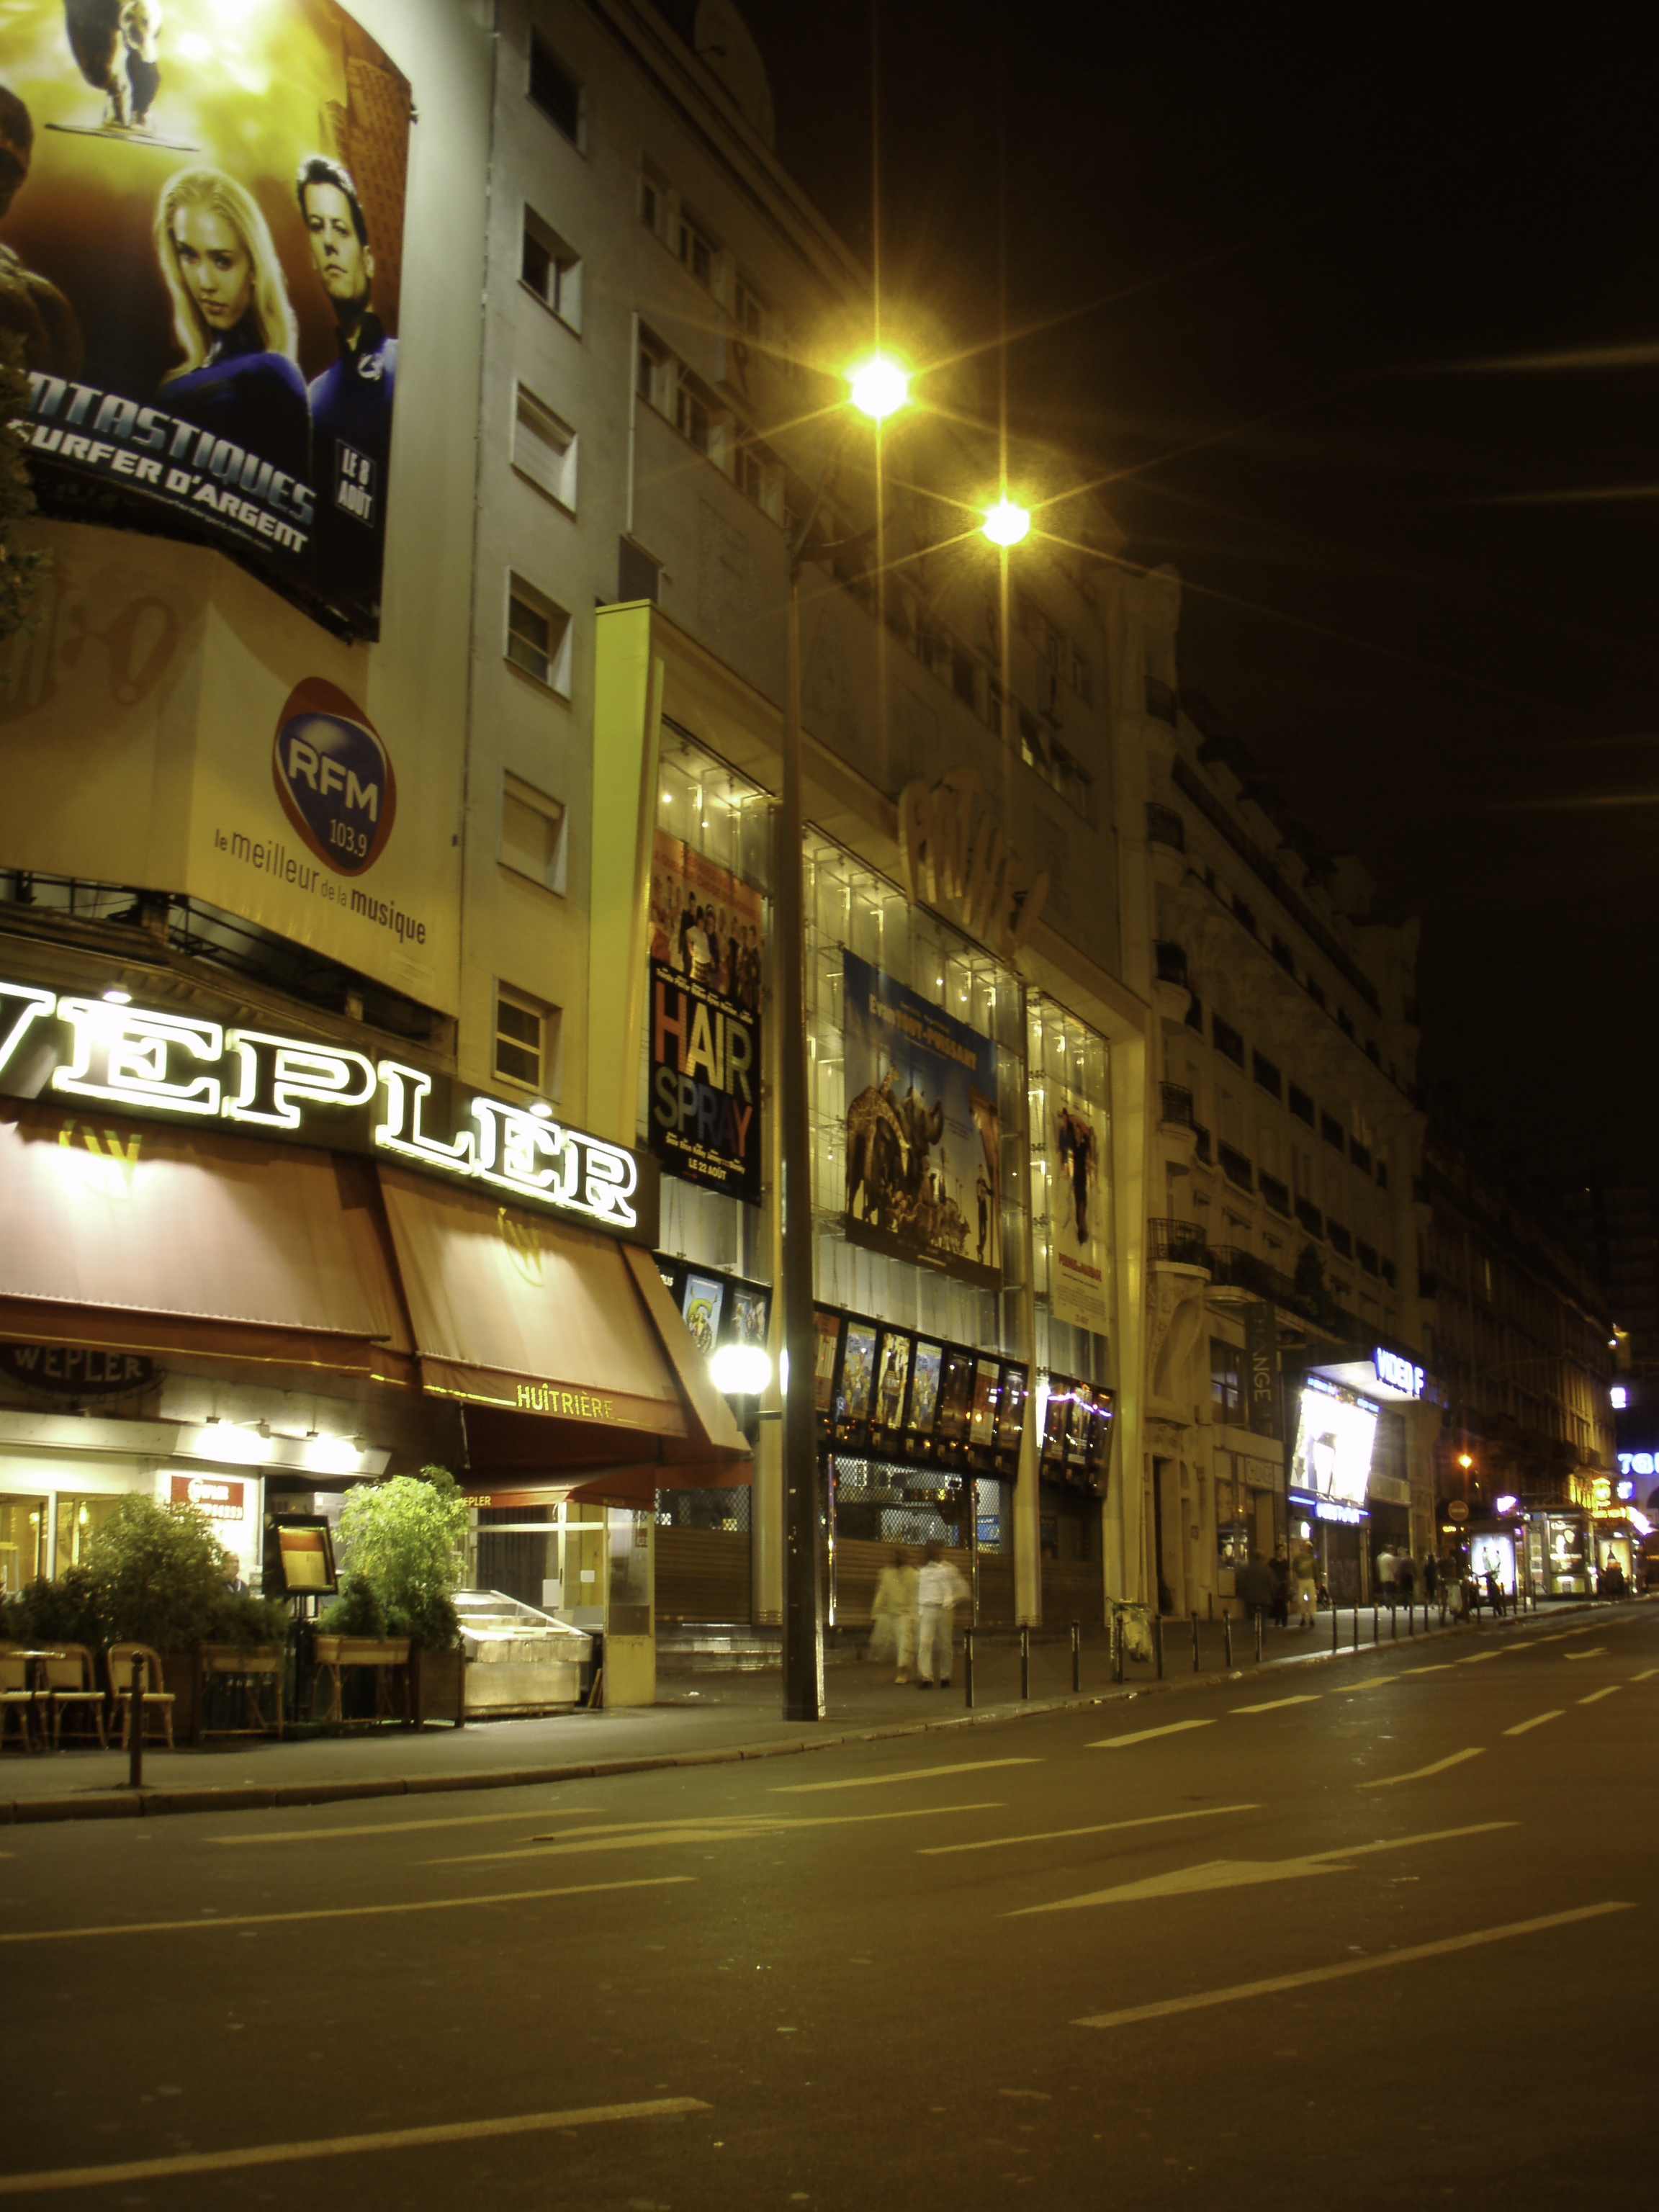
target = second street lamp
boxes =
[776,354,911,1723]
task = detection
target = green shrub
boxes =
[207,1591,289,1650]
[317,1573,387,1640]
[13,1569,104,1650]
[83,1496,228,1651]
[335,1467,465,1650]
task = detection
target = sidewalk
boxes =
[0,1599,1597,1825]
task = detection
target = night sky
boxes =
[738,1,1653,1184]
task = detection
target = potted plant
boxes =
[325,1467,467,1726]
[199,1588,292,1735]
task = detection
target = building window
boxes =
[494,984,558,1093]
[675,375,712,453]
[1212,1015,1245,1067]
[677,210,716,289]
[1211,1338,1244,1418]
[1321,1109,1346,1151]
[1288,1083,1315,1126]
[637,325,672,411]
[513,386,577,511]
[529,35,583,144]
[1251,1051,1282,1100]
[521,207,581,331]
[506,575,572,696]
[734,273,766,337]
[499,774,566,894]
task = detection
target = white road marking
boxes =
[0,1876,692,1947]
[1503,1710,1563,1737]
[1632,1668,1659,1683]
[1089,1719,1216,1749]
[1564,1649,1607,1663]
[1401,1664,1455,1676]
[1331,1677,1395,1692]
[0,2098,711,2195]
[1013,1821,1512,1915]
[1231,1695,1321,1714]
[430,1801,1007,1866]
[771,1758,1038,1794]
[919,1803,1262,1856]
[1578,1686,1621,1706]
[210,1805,611,1847]
[1071,1902,1634,2029]
[1457,1654,1501,1665]
[1358,1747,1485,1790]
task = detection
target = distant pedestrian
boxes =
[915,1543,968,1688]
[1394,1550,1416,1606]
[1237,1549,1277,1637]
[1269,1543,1290,1629]
[1290,1540,1318,1630]
[1375,1545,1398,1602]
[1421,1552,1439,1604]
[869,1550,918,1683]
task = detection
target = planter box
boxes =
[312,1636,410,1667]
[410,1644,464,1728]
[199,1644,285,1737]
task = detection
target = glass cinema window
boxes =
[506,575,572,695]
[528,35,583,145]
[493,984,557,1093]
[513,387,577,511]
[499,774,566,892]
[521,207,582,331]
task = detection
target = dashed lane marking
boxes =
[1331,1677,1395,1692]
[0,1876,693,1946]
[1578,1686,1621,1706]
[771,1758,1038,1793]
[1231,1696,1321,1715]
[1632,1668,1659,1683]
[428,1801,1007,1866]
[0,2098,712,2195]
[1564,1649,1608,1663]
[1088,1719,1217,1749]
[918,1803,1262,1856]
[1456,1654,1502,1665]
[1503,1711,1564,1737]
[1071,1903,1634,2029]
[1012,1821,1513,1915]
[210,1805,611,1847]
[1358,1747,1485,1790]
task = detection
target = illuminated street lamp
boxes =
[776,352,912,1722]
[981,496,1031,548]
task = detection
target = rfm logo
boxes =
[271,677,396,878]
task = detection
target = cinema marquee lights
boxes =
[0,976,642,1237]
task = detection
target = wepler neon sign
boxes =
[0,979,647,1240]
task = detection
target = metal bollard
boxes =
[1390,1603,1398,1641]
[1111,1614,1122,1684]
[1332,1597,1339,1653]
[127,1648,145,1790]
[1254,1607,1264,1664]
[1408,1601,1416,1636]
[1191,1611,1201,1672]
[1020,1622,1030,1701]
[1353,1606,1359,1653]
[964,1628,975,1710]
[1071,1620,1081,1694]
[1223,1614,1233,1669]
[1154,1614,1164,1680]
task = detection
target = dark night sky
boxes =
[737,1,1655,1183]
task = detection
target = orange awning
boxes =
[0,1100,412,1377]
[376,1166,750,1481]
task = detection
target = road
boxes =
[3,1606,1654,2208]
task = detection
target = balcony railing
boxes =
[1260,1172,1291,1218]
[1149,1217,1211,1268]
[1154,939,1189,986]
[1159,1082,1195,1128]
[1295,1197,1323,1237]
[1146,802,1185,851]
[1218,1142,1254,1191]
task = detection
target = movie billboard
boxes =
[1040,1071,1109,1335]
[1,0,409,639]
[647,830,762,1204]
[841,950,1002,1292]
[1289,1377,1378,1513]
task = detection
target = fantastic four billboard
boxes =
[0,0,408,639]
[842,950,1002,1294]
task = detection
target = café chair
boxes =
[42,1646,108,1750]
[107,1644,176,1752]
[0,1653,38,1753]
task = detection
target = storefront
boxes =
[1282,1341,1434,1604]
[0,963,747,1657]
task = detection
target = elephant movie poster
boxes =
[1044,1070,1110,1336]
[647,830,762,1205]
[0,1,410,638]
[842,949,1002,1293]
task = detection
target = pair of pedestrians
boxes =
[869,1545,968,1687]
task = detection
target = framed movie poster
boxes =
[935,1349,975,1443]
[997,1364,1028,1450]
[812,1308,841,1413]
[1042,1382,1071,1465]
[1,0,411,639]
[969,1360,998,1447]
[839,1319,877,1424]
[680,1272,724,1356]
[873,1330,912,1430]
[729,1283,770,1353]
[909,1340,943,1433]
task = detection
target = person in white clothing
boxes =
[868,1550,919,1683]
[916,1542,968,1688]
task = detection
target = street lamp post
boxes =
[777,356,910,1724]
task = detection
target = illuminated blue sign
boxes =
[1373,1347,1425,1399]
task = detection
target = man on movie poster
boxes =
[1048,1074,1110,1336]
[0,0,409,639]
[841,949,1002,1294]
[647,828,763,1205]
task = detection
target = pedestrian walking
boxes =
[868,1550,919,1683]
[1290,1538,1318,1629]
[1236,1548,1277,1637]
[916,1543,968,1688]
[1421,1551,1439,1604]
[1375,1543,1398,1602]
[1269,1542,1290,1629]
[1394,1550,1416,1606]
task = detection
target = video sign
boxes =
[1289,1376,1378,1513]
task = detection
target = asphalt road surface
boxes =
[4,1608,1655,2209]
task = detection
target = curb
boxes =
[0,1604,1605,1827]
